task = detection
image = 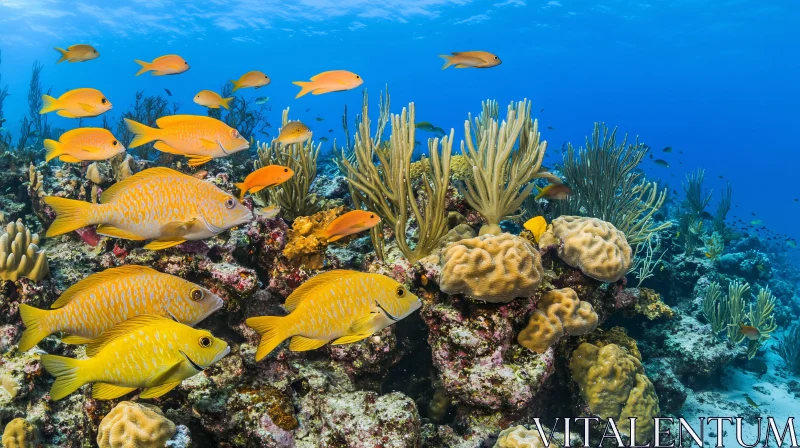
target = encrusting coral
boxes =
[517,287,598,353]
[494,425,558,448]
[97,401,176,448]
[538,216,632,282]
[439,233,544,303]
[1,418,39,448]
[0,219,49,282]
[569,342,659,443]
[283,205,345,269]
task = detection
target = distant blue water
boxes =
[1,0,798,243]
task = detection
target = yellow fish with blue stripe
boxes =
[41,315,230,401]
[246,270,421,361]
[17,265,223,352]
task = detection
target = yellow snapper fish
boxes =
[194,90,234,110]
[523,216,547,243]
[246,270,421,361]
[277,121,312,145]
[40,88,112,118]
[54,44,99,63]
[125,115,250,166]
[43,128,125,163]
[43,167,253,250]
[134,54,190,76]
[17,265,223,352]
[230,70,271,92]
[41,315,229,400]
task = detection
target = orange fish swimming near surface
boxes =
[43,128,125,163]
[230,70,271,92]
[293,70,363,98]
[235,165,294,200]
[44,167,254,250]
[125,115,250,166]
[39,88,112,118]
[134,54,190,76]
[315,210,381,243]
[440,51,501,69]
[54,44,99,63]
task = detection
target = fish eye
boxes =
[191,288,203,301]
[230,129,240,138]
[356,75,361,79]
[185,61,189,65]
[395,286,406,298]
[283,168,289,172]
[224,198,235,209]
[101,98,107,104]
[198,336,211,348]
[112,140,118,146]
[494,56,499,60]
[370,214,374,218]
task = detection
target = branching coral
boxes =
[703,231,724,260]
[556,123,669,246]
[518,287,598,353]
[255,108,320,221]
[777,324,800,374]
[0,219,49,282]
[97,401,176,448]
[338,93,452,263]
[628,233,667,287]
[460,99,550,235]
[683,168,713,217]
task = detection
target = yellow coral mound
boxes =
[0,219,49,282]
[539,216,631,282]
[97,401,176,448]
[283,206,345,269]
[569,343,659,443]
[2,418,39,448]
[518,288,598,353]
[410,154,474,182]
[494,425,557,448]
[439,233,544,303]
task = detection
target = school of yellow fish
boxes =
[24,42,503,401]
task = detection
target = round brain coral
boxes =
[517,287,598,353]
[538,216,632,282]
[494,425,558,448]
[2,418,39,448]
[97,401,176,448]
[439,233,544,303]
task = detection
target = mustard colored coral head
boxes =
[97,401,176,448]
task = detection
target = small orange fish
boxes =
[235,165,294,200]
[40,88,112,118]
[277,121,312,145]
[230,71,271,92]
[315,210,381,243]
[738,322,760,341]
[43,128,125,163]
[440,51,501,69]
[293,70,363,98]
[134,55,189,76]
[194,90,233,110]
[54,44,99,63]
[535,184,571,200]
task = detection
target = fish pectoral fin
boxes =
[80,145,101,153]
[61,335,94,345]
[139,381,182,399]
[59,155,82,163]
[145,359,183,387]
[187,155,213,167]
[92,383,136,400]
[199,138,218,150]
[161,218,199,238]
[96,224,145,240]
[78,103,95,112]
[454,64,471,68]
[349,313,383,335]
[143,239,186,250]
[153,141,184,155]
[288,336,328,352]
[56,110,78,118]
[330,333,371,345]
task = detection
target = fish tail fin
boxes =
[40,355,86,401]
[220,97,234,110]
[134,59,150,76]
[54,47,69,64]
[40,94,59,114]
[234,182,248,200]
[43,139,64,162]
[246,316,288,361]
[17,304,51,352]
[292,81,314,99]
[124,118,159,148]
[439,54,453,70]
[230,80,241,93]
[313,228,333,242]
[43,196,97,237]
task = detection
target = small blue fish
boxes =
[255,97,269,104]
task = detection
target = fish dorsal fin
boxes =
[101,167,185,203]
[310,71,338,81]
[283,270,359,312]
[85,314,171,357]
[155,114,211,128]
[50,265,160,309]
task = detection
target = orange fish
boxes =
[194,90,233,110]
[40,88,112,118]
[315,210,381,243]
[439,51,502,69]
[292,70,363,98]
[230,71,271,92]
[43,128,125,163]
[738,322,760,341]
[54,44,99,63]
[535,184,572,200]
[277,121,312,145]
[134,55,189,76]
[235,165,294,200]
[125,115,250,166]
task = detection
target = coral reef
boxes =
[494,425,558,448]
[0,219,49,282]
[282,206,345,269]
[517,287,598,353]
[97,401,176,448]
[2,418,39,448]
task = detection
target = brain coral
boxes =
[439,233,544,303]
[494,425,558,448]
[538,216,632,282]
[518,288,598,353]
[0,219,49,282]
[2,418,39,448]
[569,342,660,443]
[97,401,176,448]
